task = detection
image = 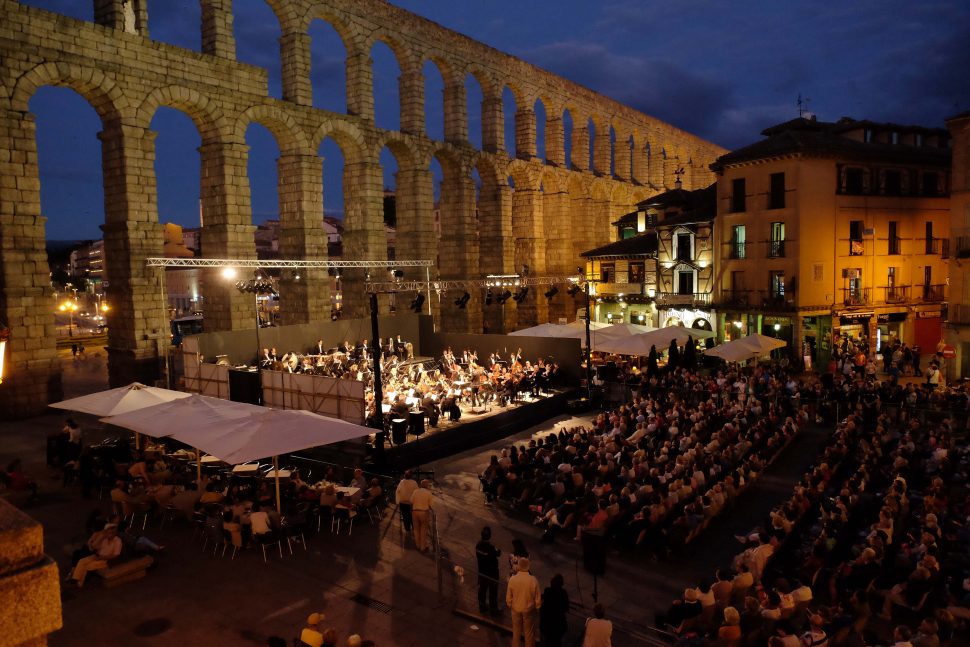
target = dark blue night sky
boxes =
[20,0,970,241]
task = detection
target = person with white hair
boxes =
[506,557,541,647]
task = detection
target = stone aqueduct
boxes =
[0,0,724,415]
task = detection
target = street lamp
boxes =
[58,300,78,337]
[579,266,594,401]
[233,272,277,389]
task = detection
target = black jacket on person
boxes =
[540,586,570,642]
[475,539,500,578]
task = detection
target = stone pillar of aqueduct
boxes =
[0,0,724,415]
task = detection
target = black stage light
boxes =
[544,286,559,299]
[497,290,512,304]
[485,290,493,306]
[567,284,580,296]
[410,293,425,312]
[512,287,529,302]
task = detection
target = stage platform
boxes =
[380,388,579,468]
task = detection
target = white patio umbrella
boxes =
[704,333,787,363]
[594,326,713,356]
[104,395,372,512]
[508,322,568,337]
[101,394,263,486]
[50,382,192,417]
[51,382,193,449]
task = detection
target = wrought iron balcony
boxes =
[956,236,970,259]
[920,284,946,302]
[882,285,910,304]
[842,287,871,306]
[718,289,751,307]
[768,240,786,258]
[949,303,970,325]
[656,292,713,307]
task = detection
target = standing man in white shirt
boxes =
[395,469,418,533]
[506,557,541,647]
[410,479,434,551]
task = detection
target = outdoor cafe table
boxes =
[311,482,360,498]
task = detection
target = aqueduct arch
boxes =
[0,0,725,415]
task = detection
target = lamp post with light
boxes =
[58,300,78,337]
[230,268,277,398]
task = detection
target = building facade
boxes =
[712,117,951,369]
[581,184,717,333]
[945,111,970,380]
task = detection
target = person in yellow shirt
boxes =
[299,612,325,647]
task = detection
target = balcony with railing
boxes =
[848,239,864,255]
[760,291,796,311]
[656,292,713,307]
[842,287,872,306]
[920,284,946,302]
[718,289,751,307]
[956,236,970,259]
[728,241,747,260]
[888,237,901,255]
[924,238,950,257]
[882,285,910,304]
[950,303,970,325]
[768,240,786,258]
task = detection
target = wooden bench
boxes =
[93,555,154,588]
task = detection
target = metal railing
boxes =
[655,292,713,306]
[887,237,901,255]
[718,289,750,306]
[955,235,970,259]
[882,285,910,304]
[921,284,946,302]
[842,287,871,306]
[768,240,785,258]
[950,303,970,325]
[728,241,746,259]
[435,551,672,647]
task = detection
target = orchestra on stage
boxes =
[253,336,562,441]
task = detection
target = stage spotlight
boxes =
[391,269,405,278]
[454,291,471,308]
[512,287,529,303]
[485,290,493,306]
[497,290,512,304]
[567,284,580,296]
[410,293,425,313]
[544,286,559,299]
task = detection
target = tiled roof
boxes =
[712,118,951,170]
[580,234,658,258]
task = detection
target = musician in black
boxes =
[314,338,326,355]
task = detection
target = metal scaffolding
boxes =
[145,257,434,269]
[364,275,580,293]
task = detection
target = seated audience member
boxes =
[66,523,123,588]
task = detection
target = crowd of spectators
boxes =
[482,355,969,645]
[654,399,968,646]
[483,364,818,556]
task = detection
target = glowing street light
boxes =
[221,266,238,280]
[58,300,79,337]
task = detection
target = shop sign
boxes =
[839,312,873,324]
[877,313,908,324]
[917,310,942,319]
[942,345,956,359]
